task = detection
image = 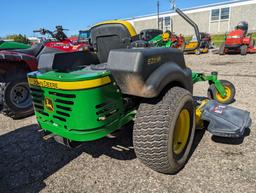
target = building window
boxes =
[211,9,220,21]
[164,16,171,30]
[165,17,171,26]
[221,7,230,20]
[158,17,163,30]
[211,7,230,21]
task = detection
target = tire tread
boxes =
[133,87,193,173]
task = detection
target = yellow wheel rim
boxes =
[173,109,190,155]
[216,86,232,103]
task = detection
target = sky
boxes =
[0,0,233,37]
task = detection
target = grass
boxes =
[185,32,256,48]
[211,34,226,47]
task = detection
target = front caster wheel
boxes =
[133,87,195,174]
[195,49,201,55]
[207,80,236,104]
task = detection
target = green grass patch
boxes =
[252,32,256,39]
[211,34,226,47]
[185,32,256,47]
[184,36,192,41]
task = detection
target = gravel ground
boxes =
[0,52,255,193]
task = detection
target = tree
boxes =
[5,34,29,44]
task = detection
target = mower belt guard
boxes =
[201,100,252,138]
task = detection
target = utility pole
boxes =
[169,0,176,32]
[157,0,160,29]
[170,0,176,10]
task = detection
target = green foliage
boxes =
[184,36,192,42]
[252,32,256,39]
[5,34,29,44]
[211,34,226,47]
[185,32,256,47]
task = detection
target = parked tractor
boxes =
[139,29,163,42]
[26,3,253,175]
[77,29,91,44]
[29,19,195,174]
[184,32,212,55]
[219,21,256,55]
[0,26,89,119]
[148,30,185,49]
[28,14,251,175]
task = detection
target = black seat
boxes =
[90,22,135,63]
[13,43,44,56]
[38,51,99,72]
[139,29,163,41]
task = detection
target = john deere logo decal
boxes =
[44,98,54,112]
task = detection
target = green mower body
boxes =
[28,69,135,142]
[148,34,172,48]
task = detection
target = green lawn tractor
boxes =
[0,40,30,50]
[148,31,185,49]
[28,20,196,174]
[27,11,251,174]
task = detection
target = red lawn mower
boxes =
[0,26,90,119]
[219,21,256,55]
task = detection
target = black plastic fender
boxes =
[142,62,193,98]
[107,48,192,98]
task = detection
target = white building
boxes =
[127,0,256,35]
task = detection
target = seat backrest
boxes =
[13,42,44,56]
[90,21,137,63]
[38,51,99,72]
[139,29,163,41]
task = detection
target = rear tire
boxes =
[133,87,195,174]
[2,73,33,119]
[249,39,255,47]
[240,45,248,55]
[219,43,225,55]
[0,81,6,110]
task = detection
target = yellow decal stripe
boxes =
[28,76,111,90]
[94,20,137,37]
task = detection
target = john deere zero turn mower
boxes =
[148,30,185,49]
[28,19,196,174]
[28,8,247,174]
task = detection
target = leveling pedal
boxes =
[196,100,252,138]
